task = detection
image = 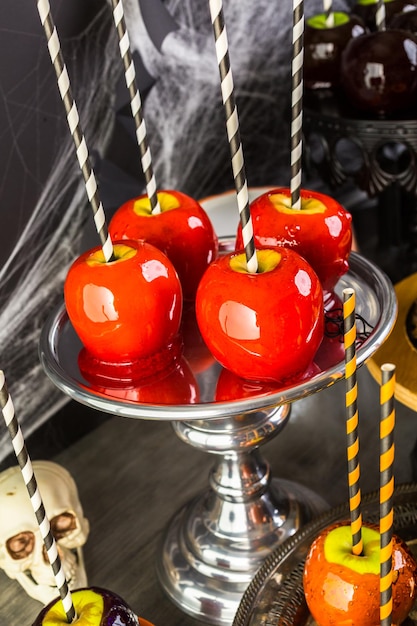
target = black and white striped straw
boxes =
[290,0,304,209]
[323,0,334,27]
[36,0,114,262]
[376,0,387,31]
[209,0,258,273]
[0,371,76,623]
[111,0,161,214]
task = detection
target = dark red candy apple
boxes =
[303,522,417,626]
[64,241,183,378]
[351,0,417,31]
[236,188,352,293]
[195,247,324,383]
[390,6,417,34]
[108,190,218,300]
[340,29,417,115]
[32,586,151,626]
[304,11,366,89]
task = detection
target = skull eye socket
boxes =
[50,512,77,540]
[6,531,35,560]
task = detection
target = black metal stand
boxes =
[303,89,417,281]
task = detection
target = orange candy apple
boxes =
[303,522,417,626]
[195,247,324,383]
[235,188,352,293]
[109,190,218,300]
[64,241,182,375]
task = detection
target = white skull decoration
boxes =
[0,460,89,604]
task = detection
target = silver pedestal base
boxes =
[156,404,328,625]
[157,477,327,626]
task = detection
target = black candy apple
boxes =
[304,11,366,89]
[340,28,417,115]
[351,0,417,31]
[390,6,417,33]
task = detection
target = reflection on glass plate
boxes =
[233,483,417,626]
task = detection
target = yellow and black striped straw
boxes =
[380,363,396,626]
[343,287,363,556]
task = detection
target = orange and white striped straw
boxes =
[380,363,396,626]
[343,288,363,556]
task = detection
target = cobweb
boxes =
[0,0,354,463]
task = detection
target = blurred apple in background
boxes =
[340,28,417,115]
[109,190,218,300]
[351,0,417,30]
[196,247,324,384]
[390,5,417,33]
[304,11,366,90]
[64,241,183,379]
[236,188,352,294]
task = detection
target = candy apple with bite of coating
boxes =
[196,247,324,384]
[235,188,352,294]
[108,190,218,300]
[32,586,152,626]
[64,240,183,379]
[303,522,417,626]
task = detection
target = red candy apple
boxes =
[235,188,352,293]
[64,241,183,377]
[32,586,151,626]
[303,522,417,626]
[109,190,219,300]
[195,247,324,383]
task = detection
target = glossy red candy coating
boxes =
[64,241,182,364]
[235,187,352,292]
[109,189,218,300]
[195,248,324,383]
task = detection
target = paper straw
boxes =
[290,0,304,210]
[323,0,335,27]
[376,0,387,30]
[36,0,114,262]
[111,0,161,214]
[343,288,363,556]
[0,371,76,623]
[380,363,396,626]
[209,0,258,273]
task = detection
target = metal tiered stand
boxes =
[39,223,396,625]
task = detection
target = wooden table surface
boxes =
[1,365,417,626]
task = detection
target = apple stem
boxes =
[110,0,162,216]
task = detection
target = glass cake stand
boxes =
[39,191,397,626]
